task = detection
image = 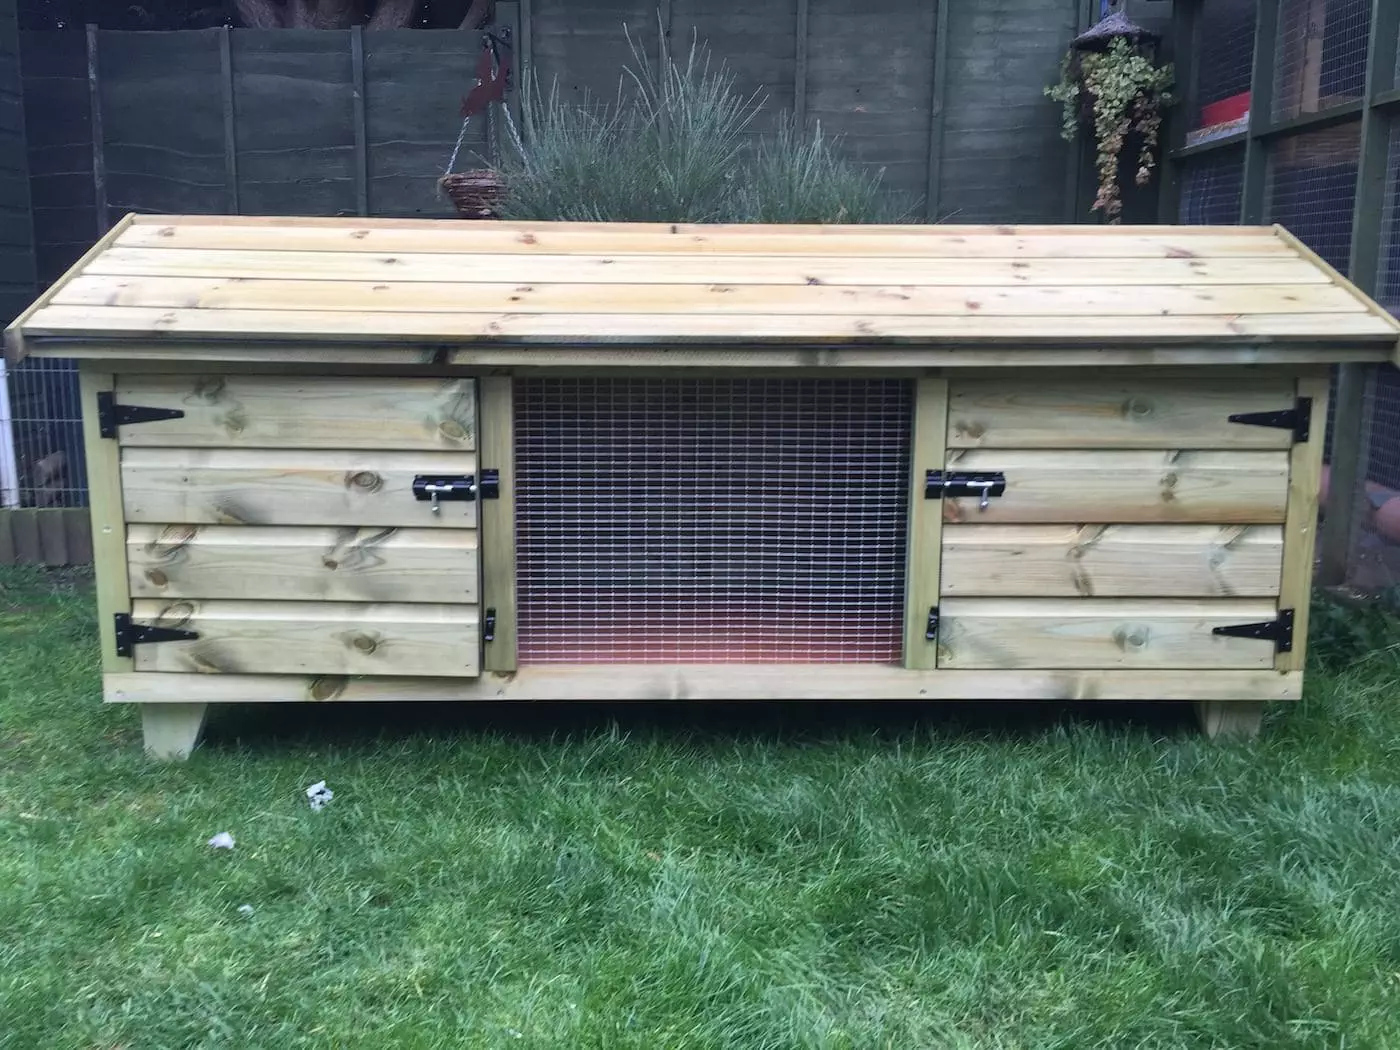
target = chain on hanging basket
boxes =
[438,31,513,219]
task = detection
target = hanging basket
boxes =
[438,168,506,220]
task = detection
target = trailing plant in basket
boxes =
[1047,36,1174,222]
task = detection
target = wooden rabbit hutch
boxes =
[6,215,1399,758]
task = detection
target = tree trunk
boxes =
[367,0,419,29]
[459,0,493,30]
[288,0,364,28]
[234,0,286,27]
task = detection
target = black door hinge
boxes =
[113,613,199,658]
[925,470,1006,506]
[483,607,497,643]
[96,391,185,439]
[1228,397,1312,444]
[1212,608,1294,653]
[925,606,940,641]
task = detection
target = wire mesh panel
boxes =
[1273,0,1370,123]
[514,377,912,664]
[1266,122,1360,271]
[1189,0,1255,146]
[1343,123,1400,594]
[1177,147,1245,223]
[3,358,87,508]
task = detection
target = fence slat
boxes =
[85,24,107,234]
[220,26,239,214]
[351,25,369,217]
[0,508,93,566]
[793,0,808,131]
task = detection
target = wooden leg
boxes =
[140,703,209,760]
[1194,700,1266,739]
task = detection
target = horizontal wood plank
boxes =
[941,450,1290,524]
[121,448,479,528]
[114,222,1300,258]
[941,524,1284,597]
[113,374,476,450]
[128,598,480,676]
[103,665,1303,703]
[127,524,478,603]
[20,342,1392,368]
[81,247,1335,287]
[948,378,1299,448]
[56,274,1362,317]
[938,598,1281,669]
[21,304,1399,344]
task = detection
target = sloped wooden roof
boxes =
[7,214,1399,362]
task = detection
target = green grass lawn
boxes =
[3,567,1400,1049]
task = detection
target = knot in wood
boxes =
[1114,625,1150,651]
[1123,396,1154,419]
[350,633,379,654]
[309,677,347,702]
[193,376,226,401]
[348,471,383,492]
[437,419,468,442]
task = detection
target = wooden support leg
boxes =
[1194,700,1266,739]
[141,703,209,760]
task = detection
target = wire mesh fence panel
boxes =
[1273,0,1370,123]
[513,377,912,664]
[1266,121,1360,271]
[1188,0,1255,146]
[1344,121,1400,594]
[4,357,86,509]
[1177,147,1245,223]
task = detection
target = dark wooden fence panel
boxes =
[0,0,36,328]
[19,29,91,285]
[233,30,358,216]
[99,29,227,217]
[670,1,797,138]
[806,0,936,206]
[530,0,659,108]
[939,0,1081,223]
[365,30,486,217]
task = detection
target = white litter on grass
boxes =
[207,832,236,850]
[237,904,254,917]
[306,781,334,811]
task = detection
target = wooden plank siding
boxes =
[12,219,1396,355]
[110,374,477,450]
[127,598,481,677]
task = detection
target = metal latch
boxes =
[925,470,1007,509]
[413,474,478,515]
[925,606,940,641]
[483,608,496,643]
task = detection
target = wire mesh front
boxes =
[1178,147,1245,224]
[1341,122,1400,595]
[1272,0,1370,123]
[1,357,86,509]
[513,377,912,664]
[1266,122,1360,272]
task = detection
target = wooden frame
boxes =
[478,376,517,671]
[106,668,1303,704]
[903,378,947,669]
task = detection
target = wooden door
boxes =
[927,374,1325,672]
[111,374,484,677]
